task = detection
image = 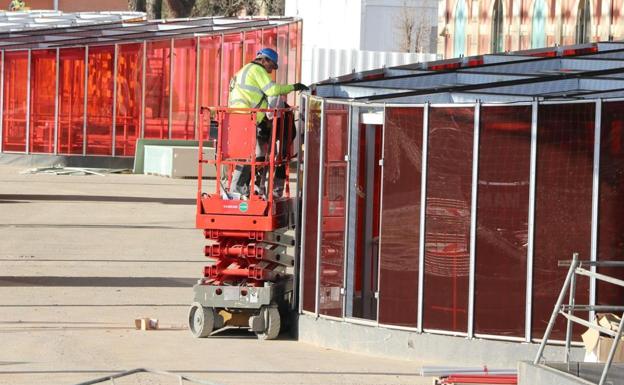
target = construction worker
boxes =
[8,0,25,11]
[228,47,308,198]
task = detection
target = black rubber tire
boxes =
[188,303,214,338]
[256,306,281,340]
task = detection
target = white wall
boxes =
[361,0,438,53]
[285,0,439,84]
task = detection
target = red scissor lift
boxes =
[188,107,296,340]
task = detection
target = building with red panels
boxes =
[438,0,624,58]
[0,16,302,158]
[297,43,624,366]
[20,0,127,12]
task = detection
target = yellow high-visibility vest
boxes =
[228,62,293,122]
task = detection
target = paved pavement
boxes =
[0,165,433,385]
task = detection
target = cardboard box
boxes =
[582,313,624,363]
[134,317,159,331]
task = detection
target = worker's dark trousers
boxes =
[230,136,268,197]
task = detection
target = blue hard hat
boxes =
[256,48,279,68]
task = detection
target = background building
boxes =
[438,0,624,59]
[19,0,128,12]
[285,0,440,84]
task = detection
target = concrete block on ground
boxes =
[144,145,215,178]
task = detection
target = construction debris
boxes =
[134,318,159,331]
[20,166,131,176]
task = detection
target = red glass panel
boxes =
[144,40,171,139]
[243,30,262,64]
[597,101,624,306]
[171,38,196,140]
[474,106,531,337]
[221,33,243,106]
[2,51,28,152]
[29,49,56,154]
[423,106,474,332]
[378,107,424,327]
[319,103,348,317]
[58,48,85,155]
[296,21,302,87]
[198,35,221,139]
[115,43,142,156]
[86,45,114,155]
[262,27,277,82]
[532,103,594,341]
[287,23,298,106]
[276,25,289,86]
[303,99,322,312]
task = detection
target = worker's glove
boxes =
[293,83,309,91]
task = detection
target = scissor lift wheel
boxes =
[188,303,214,338]
[255,306,281,340]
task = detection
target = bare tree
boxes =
[164,0,196,17]
[394,1,431,53]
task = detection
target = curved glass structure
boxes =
[0,17,302,157]
[299,42,624,345]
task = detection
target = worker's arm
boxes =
[251,66,294,96]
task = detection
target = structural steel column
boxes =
[54,48,60,155]
[140,41,146,140]
[83,46,89,156]
[468,102,480,338]
[298,94,310,314]
[417,102,430,332]
[25,49,31,154]
[168,39,174,140]
[525,100,539,342]
[194,37,200,140]
[341,105,353,318]
[112,44,118,156]
[315,99,326,317]
[590,99,602,321]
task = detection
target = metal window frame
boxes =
[314,99,327,317]
[111,44,118,156]
[341,104,353,319]
[25,49,31,154]
[140,41,146,139]
[0,51,4,153]
[375,104,387,323]
[589,98,602,321]
[525,100,539,342]
[168,38,174,140]
[293,93,307,312]
[467,101,481,338]
[298,94,311,314]
[53,48,59,155]
[344,105,360,319]
[83,45,89,156]
[194,36,200,140]
[417,102,430,333]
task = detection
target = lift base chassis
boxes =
[191,279,293,309]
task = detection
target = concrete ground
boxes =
[0,165,433,385]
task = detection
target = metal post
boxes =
[141,41,146,139]
[590,99,602,322]
[534,253,579,365]
[564,253,579,364]
[417,102,430,332]
[526,100,539,342]
[112,44,118,156]
[468,102,480,339]
[315,99,326,317]
[25,49,31,154]
[345,106,360,318]
[341,105,353,318]
[298,94,310,314]
[83,46,89,156]
[0,51,5,153]
[53,48,59,155]
[168,39,174,139]
[375,104,387,322]
[194,37,200,140]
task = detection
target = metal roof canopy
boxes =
[0,13,297,50]
[314,42,624,103]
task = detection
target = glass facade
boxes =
[0,21,302,156]
[302,98,618,344]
